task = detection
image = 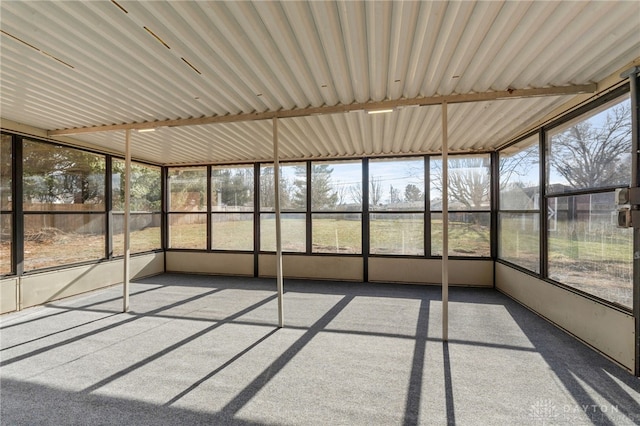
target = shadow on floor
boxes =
[504,300,640,425]
[1,274,638,425]
[0,378,271,426]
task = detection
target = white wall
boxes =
[369,257,493,286]
[495,262,635,372]
[2,253,493,314]
[0,252,164,313]
[167,251,254,276]
[166,251,493,286]
[259,254,363,281]
[1,277,19,314]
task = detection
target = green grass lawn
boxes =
[113,226,162,255]
[311,217,361,254]
[167,217,491,256]
[431,220,490,256]
[8,216,633,307]
[499,216,632,307]
[13,218,632,267]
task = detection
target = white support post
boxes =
[123,129,131,312]
[273,117,284,328]
[442,102,449,341]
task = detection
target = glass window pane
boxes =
[312,213,361,254]
[112,213,161,255]
[1,134,12,211]
[211,166,254,212]
[112,160,161,212]
[369,158,424,211]
[23,140,106,211]
[24,214,105,270]
[432,212,490,257]
[547,95,631,194]
[311,161,362,211]
[500,136,539,210]
[211,213,253,251]
[548,193,632,307]
[370,213,423,255]
[431,155,491,211]
[498,212,540,272]
[260,213,306,252]
[168,213,206,249]
[0,213,12,275]
[168,167,207,212]
[260,163,306,212]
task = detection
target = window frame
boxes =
[167,166,208,250]
[210,164,255,252]
[496,83,634,311]
[0,133,15,276]
[258,161,308,254]
[21,138,109,272]
[429,153,492,259]
[310,159,364,255]
[111,158,163,256]
[497,133,541,272]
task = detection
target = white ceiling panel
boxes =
[1,0,639,165]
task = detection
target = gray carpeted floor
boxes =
[1,273,639,425]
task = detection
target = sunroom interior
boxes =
[1,1,639,411]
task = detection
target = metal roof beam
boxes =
[48,84,596,136]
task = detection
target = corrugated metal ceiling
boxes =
[1,0,639,165]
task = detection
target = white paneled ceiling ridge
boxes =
[1,0,639,165]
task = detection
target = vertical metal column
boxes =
[442,102,449,342]
[362,157,369,282]
[253,163,260,277]
[206,165,212,251]
[105,156,112,260]
[123,129,131,312]
[490,151,499,265]
[161,166,168,272]
[14,136,24,310]
[622,66,640,376]
[425,156,431,257]
[273,117,284,328]
[539,129,548,279]
[306,161,312,255]
[14,136,24,279]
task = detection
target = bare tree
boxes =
[335,181,348,206]
[347,176,383,206]
[499,147,538,191]
[370,176,383,206]
[550,102,631,189]
[432,157,490,209]
[259,166,291,209]
[348,183,362,205]
[389,184,401,204]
